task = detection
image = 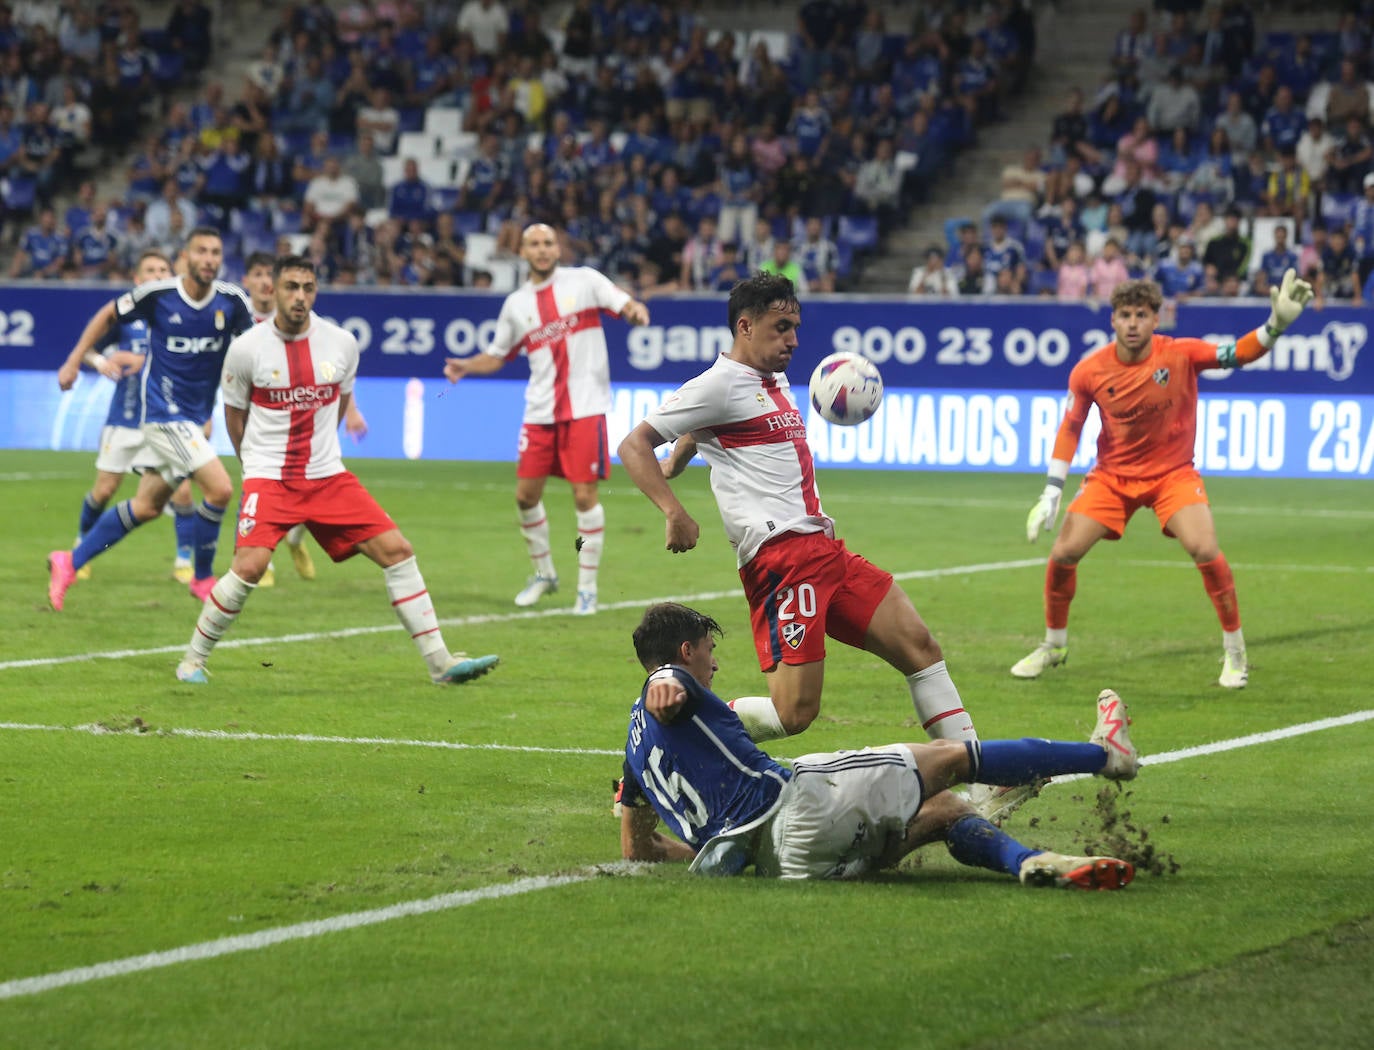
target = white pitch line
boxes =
[0,865,645,1002]
[0,721,621,757]
[0,709,1369,1002]
[0,558,1043,672]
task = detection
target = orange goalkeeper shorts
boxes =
[1066,465,1210,539]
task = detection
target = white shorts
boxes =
[94,425,147,474]
[754,745,924,880]
[138,420,219,486]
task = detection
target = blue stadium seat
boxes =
[398,108,425,133]
[1030,267,1059,296]
[431,187,459,211]
[2,174,35,214]
[1320,193,1358,229]
[273,208,303,234]
[151,51,184,90]
[328,133,357,154]
[838,215,879,253]
[835,240,855,279]
[454,211,485,235]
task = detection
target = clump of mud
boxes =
[1068,784,1180,876]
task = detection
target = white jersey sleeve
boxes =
[220,332,255,411]
[644,356,832,567]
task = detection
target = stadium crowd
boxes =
[2,0,1035,293]
[911,2,1374,306]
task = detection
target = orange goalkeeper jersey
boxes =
[1052,331,1259,478]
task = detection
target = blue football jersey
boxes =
[621,667,790,851]
[102,318,152,429]
[114,277,253,425]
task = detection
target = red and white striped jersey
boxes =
[642,355,833,567]
[221,311,357,481]
[484,266,631,424]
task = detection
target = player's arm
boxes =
[618,421,700,553]
[662,435,698,479]
[1210,268,1316,369]
[224,405,248,457]
[344,396,367,438]
[619,297,650,326]
[442,351,505,382]
[620,802,695,863]
[58,301,119,389]
[1026,368,1092,542]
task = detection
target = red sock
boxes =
[1045,560,1076,630]
[1198,554,1241,632]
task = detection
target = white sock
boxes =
[1224,628,1246,655]
[728,696,789,742]
[518,502,556,579]
[384,555,450,675]
[575,504,604,594]
[286,524,306,546]
[906,660,977,742]
[1046,628,1068,647]
[186,571,255,663]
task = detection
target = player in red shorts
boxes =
[174,255,498,686]
[1013,270,1314,688]
[442,223,649,616]
[618,273,984,761]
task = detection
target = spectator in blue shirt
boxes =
[1252,222,1300,298]
[8,206,69,278]
[388,157,432,222]
[1260,86,1305,155]
[73,204,120,278]
[1156,240,1205,300]
[788,90,831,160]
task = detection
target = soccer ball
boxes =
[808,352,884,426]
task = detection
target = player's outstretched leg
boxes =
[285,524,315,580]
[383,554,500,684]
[944,813,1134,891]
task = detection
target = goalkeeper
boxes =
[1013,270,1314,689]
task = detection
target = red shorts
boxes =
[739,531,895,671]
[237,472,396,563]
[517,416,610,484]
[1068,465,1210,539]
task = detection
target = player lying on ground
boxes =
[1014,269,1314,689]
[619,603,1139,889]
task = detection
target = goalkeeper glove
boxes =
[1025,484,1062,542]
[1264,268,1315,338]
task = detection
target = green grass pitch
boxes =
[2,449,1371,1048]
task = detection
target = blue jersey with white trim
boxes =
[621,667,791,848]
[114,277,253,425]
[101,318,151,429]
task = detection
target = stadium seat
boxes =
[1320,193,1358,229]
[465,232,497,267]
[454,211,485,235]
[418,156,459,187]
[838,215,879,254]
[484,259,519,291]
[398,108,425,132]
[397,131,439,160]
[328,132,357,154]
[441,130,480,159]
[1029,267,1059,296]
[895,150,918,174]
[151,51,185,91]
[2,174,37,215]
[381,156,407,188]
[430,187,459,211]
[423,107,464,138]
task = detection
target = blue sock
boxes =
[73,500,143,569]
[78,493,106,538]
[192,500,226,579]
[172,501,195,556]
[963,738,1108,785]
[946,814,1039,877]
